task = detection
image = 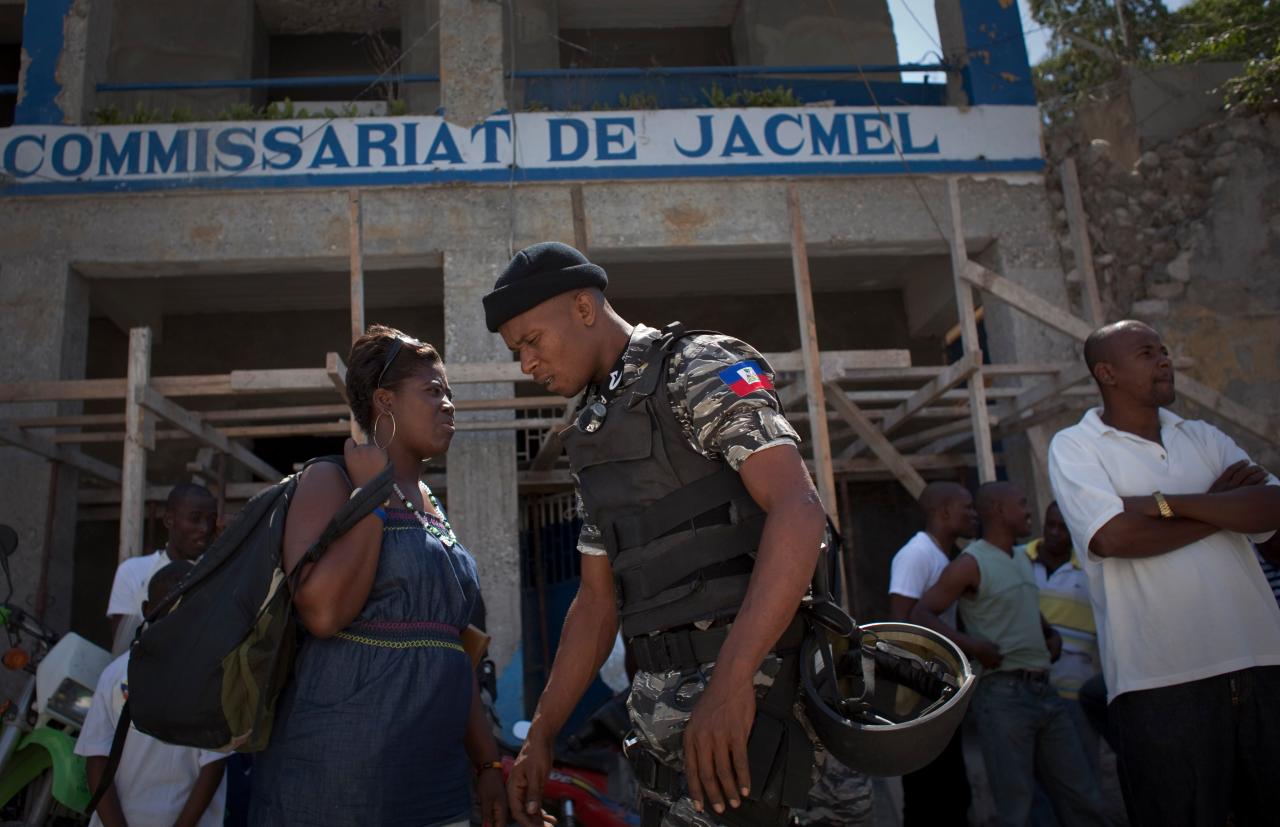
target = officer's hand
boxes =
[508,731,553,827]
[973,640,1003,670]
[683,676,753,815]
[343,437,388,489]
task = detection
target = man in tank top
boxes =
[912,481,1105,827]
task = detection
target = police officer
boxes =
[485,242,827,827]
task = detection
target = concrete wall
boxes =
[99,0,261,119]
[731,0,897,70]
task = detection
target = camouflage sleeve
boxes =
[668,335,800,471]
[574,489,607,556]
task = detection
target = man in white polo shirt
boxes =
[1048,320,1280,827]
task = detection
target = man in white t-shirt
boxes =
[79,561,226,827]
[107,483,216,654]
[1048,320,1280,827]
[887,481,977,827]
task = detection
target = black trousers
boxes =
[1109,665,1280,827]
[901,726,971,826]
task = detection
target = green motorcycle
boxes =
[0,526,111,826]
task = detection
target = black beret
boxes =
[483,242,607,332]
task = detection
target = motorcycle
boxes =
[477,659,638,827]
[0,525,112,826]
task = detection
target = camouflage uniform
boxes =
[793,755,874,827]
[574,325,810,827]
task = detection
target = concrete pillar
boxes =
[502,0,558,112]
[401,0,442,115]
[974,195,1077,527]
[100,0,259,120]
[731,0,897,69]
[934,0,1036,107]
[0,257,89,640]
[439,0,505,127]
[442,248,520,674]
[14,0,115,124]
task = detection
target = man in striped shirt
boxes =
[1024,501,1102,773]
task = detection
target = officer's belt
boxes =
[630,615,805,674]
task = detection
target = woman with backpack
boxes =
[249,325,509,827]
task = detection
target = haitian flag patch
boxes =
[718,360,774,397]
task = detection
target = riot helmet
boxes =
[801,621,975,776]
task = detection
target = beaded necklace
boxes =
[391,482,458,548]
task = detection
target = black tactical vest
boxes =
[561,325,769,638]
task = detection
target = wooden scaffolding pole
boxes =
[787,184,839,528]
[348,190,366,345]
[946,179,997,483]
[1060,158,1106,326]
[119,327,152,564]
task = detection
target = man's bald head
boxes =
[1084,320,1157,378]
[919,481,978,540]
[974,481,1033,541]
[973,481,1020,520]
[1082,319,1175,408]
[919,481,969,517]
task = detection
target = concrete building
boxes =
[1,0,1072,712]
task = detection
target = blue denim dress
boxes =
[249,504,480,827]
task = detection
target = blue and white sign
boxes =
[0,106,1042,195]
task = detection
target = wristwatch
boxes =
[1153,491,1175,519]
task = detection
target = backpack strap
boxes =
[86,699,133,815]
[287,460,395,591]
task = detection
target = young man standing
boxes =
[79,561,227,827]
[1048,320,1280,827]
[486,242,827,827]
[912,482,1106,827]
[106,483,216,654]
[887,481,976,826]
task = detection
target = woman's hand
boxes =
[343,437,388,488]
[477,768,508,827]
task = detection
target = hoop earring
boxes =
[372,410,396,450]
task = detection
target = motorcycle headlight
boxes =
[47,677,95,728]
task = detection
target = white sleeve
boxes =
[1190,420,1280,543]
[73,669,119,758]
[888,546,929,599]
[1049,431,1124,562]
[196,749,229,768]
[106,559,141,617]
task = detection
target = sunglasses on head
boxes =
[375,336,422,388]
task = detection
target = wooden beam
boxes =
[120,328,151,563]
[890,417,977,454]
[229,368,333,394]
[348,190,365,344]
[1060,158,1105,325]
[1011,363,1093,416]
[946,179,997,482]
[0,378,128,403]
[0,423,122,484]
[1177,374,1280,447]
[960,260,1096,342]
[826,453,1003,475]
[879,352,981,436]
[824,381,926,498]
[325,353,349,401]
[787,184,839,527]
[571,184,589,254]
[136,387,283,482]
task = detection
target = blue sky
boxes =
[889,0,1194,80]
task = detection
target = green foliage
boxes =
[701,83,801,108]
[1032,0,1280,111]
[1030,0,1171,102]
[387,98,409,117]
